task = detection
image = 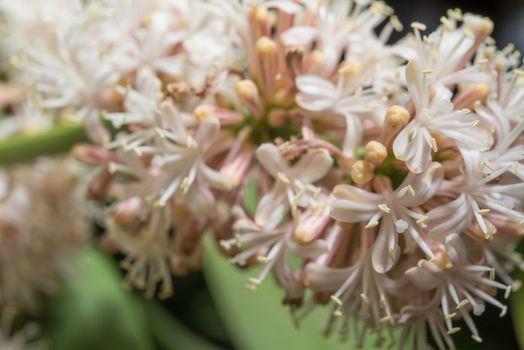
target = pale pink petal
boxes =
[194,117,220,150]
[405,263,442,290]
[398,162,444,207]
[288,149,333,183]
[372,216,399,273]
[256,143,287,178]
[427,194,472,242]
[296,75,337,111]
[255,182,289,229]
[198,163,234,191]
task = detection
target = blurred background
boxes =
[23,1,524,350]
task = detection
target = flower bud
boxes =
[351,160,375,185]
[114,197,143,231]
[194,105,244,125]
[385,105,410,127]
[236,79,263,117]
[256,36,278,56]
[364,141,388,165]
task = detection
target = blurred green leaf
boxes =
[511,270,524,349]
[47,248,154,350]
[0,123,88,165]
[143,300,222,350]
[203,236,390,350]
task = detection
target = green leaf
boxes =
[143,300,222,350]
[511,270,524,349]
[46,248,154,350]
[203,235,391,350]
[0,123,88,165]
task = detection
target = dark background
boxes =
[388,0,524,51]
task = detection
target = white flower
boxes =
[332,162,443,272]
[406,233,510,343]
[254,143,333,228]
[393,59,493,173]
[108,205,175,299]
[428,150,524,241]
[222,207,328,302]
[151,112,234,209]
[296,74,386,157]
[406,13,493,89]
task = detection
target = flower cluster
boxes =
[0,159,87,313]
[3,0,524,348]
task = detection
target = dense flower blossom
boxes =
[1,0,524,349]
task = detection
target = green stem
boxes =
[0,123,88,166]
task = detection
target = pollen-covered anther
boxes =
[447,327,461,335]
[482,159,495,170]
[411,22,427,31]
[249,277,261,286]
[488,268,496,281]
[434,251,453,269]
[416,215,429,225]
[256,256,269,264]
[219,240,232,251]
[505,285,512,299]
[390,15,403,31]
[365,220,379,229]
[330,295,343,306]
[378,203,391,214]
[364,141,387,165]
[471,335,483,343]
[379,315,394,325]
[277,172,291,184]
[444,312,457,320]
[360,293,371,304]
[500,305,508,318]
[351,160,375,185]
[244,283,257,291]
[456,299,470,309]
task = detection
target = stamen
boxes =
[504,285,512,299]
[447,327,461,335]
[378,204,391,213]
[500,306,508,318]
[365,220,380,229]
[457,299,470,309]
[445,312,457,320]
[477,209,490,216]
[416,215,429,225]
[244,283,257,291]
[431,137,438,152]
[379,315,394,325]
[482,159,495,170]
[331,295,343,306]
[411,22,427,31]
[360,293,371,304]
[277,172,290,184]
[471,335,483,343]
[257,256,269,264]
